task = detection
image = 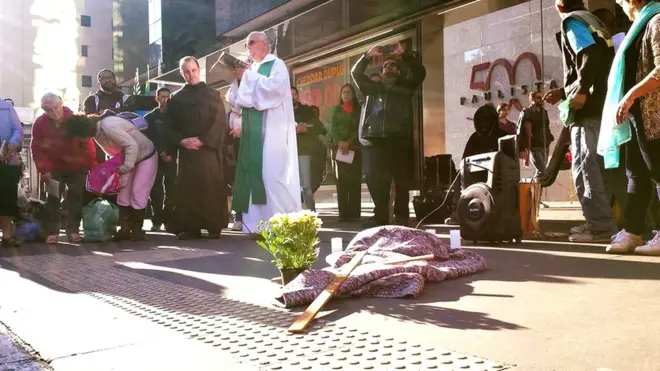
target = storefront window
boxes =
[294,58,346,124]
[153,0,621,202]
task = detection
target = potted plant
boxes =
[257,210,322,285]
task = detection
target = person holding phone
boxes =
[351,41,426,227]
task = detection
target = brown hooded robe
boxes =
[165,82,229,234]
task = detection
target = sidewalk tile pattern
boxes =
[2,252,513,370]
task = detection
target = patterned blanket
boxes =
[275,226,487,308]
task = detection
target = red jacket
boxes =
[30,107,97,174]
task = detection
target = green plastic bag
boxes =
[83,198,119,242]
[558,99,575,128]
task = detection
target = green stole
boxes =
[232,60,275,213]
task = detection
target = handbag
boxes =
[86,153,124,195]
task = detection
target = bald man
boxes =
[228,31,302,234]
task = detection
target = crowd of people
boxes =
[0,0,659,256]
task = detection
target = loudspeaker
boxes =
[413,155,458,223]
[458,148,522,244]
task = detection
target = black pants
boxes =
[150,158,177,226]
[334,149,362,220]
[624,118,660,235]
[44,170,86,235]
[365,138,413,225]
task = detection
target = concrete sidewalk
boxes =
[0,206,659,370]
[0,321,48,371]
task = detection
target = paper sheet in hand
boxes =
[335,150,355,164]
[46,179,60,198]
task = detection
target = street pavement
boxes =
[0,321,47,371]
[1,197,659,370]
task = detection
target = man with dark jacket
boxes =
[543,0,617,242]
[518,90,554,179]
[352,41,426,227]
[83,69,133,164]
[145,87,176,232]
[292,88,326,211]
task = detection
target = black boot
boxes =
[115,206,132,241]
[130,208,146,241]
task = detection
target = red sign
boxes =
[461,52,558,111]
[295,62,346,123]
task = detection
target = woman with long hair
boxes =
[496,103,517,135]
[66,113,157,241]
[604,0,660,254]
[330,84,362,221]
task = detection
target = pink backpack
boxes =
[86,154,124,195]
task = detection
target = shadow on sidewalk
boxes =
[2,218,660,337]
[307,280,527,332]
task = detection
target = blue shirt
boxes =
[0,100,23,145]
[565,18,596,53]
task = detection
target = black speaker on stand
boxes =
[457,135,522,244]
[413,154,458,224]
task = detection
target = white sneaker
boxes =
[231,221,244,232]
[606,229,644,254]
[635,231,660,256]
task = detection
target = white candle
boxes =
[449,230,461,250]
[331,237,343,253]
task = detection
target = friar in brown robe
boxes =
[164,56,229,239]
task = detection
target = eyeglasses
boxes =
[382,63,397,69]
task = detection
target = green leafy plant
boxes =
[257,210,322,269]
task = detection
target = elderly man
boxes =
[228,31,301,234]
[164,57,229,240]
[31,93,97,243]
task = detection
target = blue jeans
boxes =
[570,117,616,232]
[298,155,315,211]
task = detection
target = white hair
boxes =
[247,31,269,45]
[40,92,62,105]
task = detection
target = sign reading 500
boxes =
[460,52,560,111]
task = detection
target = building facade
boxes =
[0,0,113,111]
[154,0,627,202]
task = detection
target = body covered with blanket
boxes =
[276,226,487,308]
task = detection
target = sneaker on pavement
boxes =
[231,221,244,232]
[569,228,615,243]
[67,233,83,244]
[606,229,644,254]
[570,223,589,235]
[634,231,660,256]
